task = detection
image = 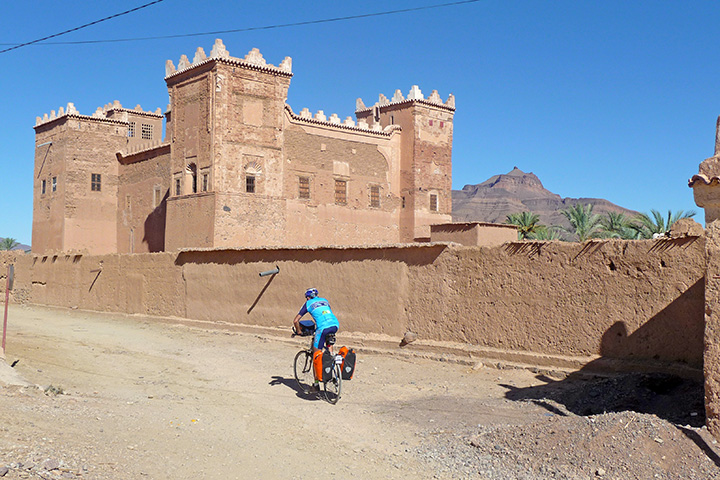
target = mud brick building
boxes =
[32,39,455,254]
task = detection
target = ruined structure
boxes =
[33,39,455,254]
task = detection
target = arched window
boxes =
[244,159,262,194]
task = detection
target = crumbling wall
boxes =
[3,239,706,371]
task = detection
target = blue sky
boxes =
[1,0,716,245]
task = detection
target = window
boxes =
[175,178,181,196]
[41,179,46,195]
[402,196,405,209]
[186,163,197,194]
[370,185,380,208]
[335,179,347,205]
[91,173,101,192]
[246,175,255,193]
[51,176,57,192]
[128,122,136,138]
[202,173,209,192]
[126,195,131,210]
[430,194,438,212]
[141,124,153,140]
[298,176,310,199]
[153,186,162,208]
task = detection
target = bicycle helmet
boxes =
[305,287,318,299]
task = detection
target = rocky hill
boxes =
[452,167,637,229]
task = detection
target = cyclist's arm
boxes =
[293,304,308,333]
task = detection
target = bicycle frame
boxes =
[293,324,342,404]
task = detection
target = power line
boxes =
[1,0,480,48]
[0,0,166,54]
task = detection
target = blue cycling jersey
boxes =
[298,296,339,332]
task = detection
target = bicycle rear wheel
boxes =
[323,363,342,404]
[293,350,314,394]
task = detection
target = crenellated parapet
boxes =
[165,39,292,80]
[355,85,455,114]
[286,105,399,136]
[101,101,163,119]
[35,102,79,127]
[35,101,162,128]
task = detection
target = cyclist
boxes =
[293,287,340,389]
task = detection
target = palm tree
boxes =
[531,226,563,240]
[0,238,19,250]
[632,209,696,239]
[561,203,603,242]
[600,212,639,240]
[505,211,544,240]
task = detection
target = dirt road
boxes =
[0,305,719,479]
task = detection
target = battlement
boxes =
[165,39,292,80]
[355,85,455,113]
[285,105,399,136]
[100,101,163,119]
[35,101,162,128]
[121,139,170,158]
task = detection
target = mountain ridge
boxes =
[452,167,637,229]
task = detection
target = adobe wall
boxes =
[165,193,216,250]
[282,121,402,245]
[0,238,706,373]
[407,239,705,367]
[117,146,172,253]
[703,223,720,436]
[430,222,519,246]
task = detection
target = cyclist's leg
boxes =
[316,325,338,352]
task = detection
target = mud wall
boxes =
[703,224,720,436]
[0,237,707,370]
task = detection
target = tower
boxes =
[355,86,455,241]
[32,103,127,254]
[163,39,293,249]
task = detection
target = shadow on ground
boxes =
[502,371,704,428]
[269,375,322,402]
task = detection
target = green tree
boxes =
[632,209,696,239]
[0,238,19,251]
[531,226,563,241]
[600,212,639,240]
[561,203,603,242]
[505,211,545,240]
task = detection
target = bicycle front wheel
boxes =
[293,350,314,394]
[323,363,342,404]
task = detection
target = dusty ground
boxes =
[0,304,719,479]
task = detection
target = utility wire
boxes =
[1,0,479,48]
[0,0,166,54]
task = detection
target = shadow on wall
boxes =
[142,190,168,253]
[501,278,705,427]
[175,243,448,266]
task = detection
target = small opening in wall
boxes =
[660,260,667,268]
[608,260,617,271]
